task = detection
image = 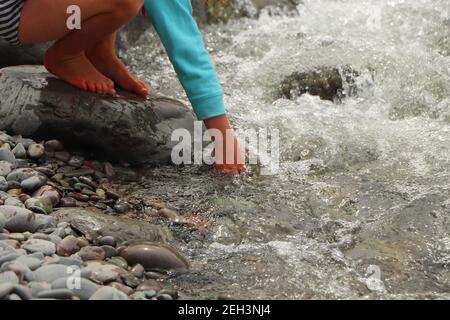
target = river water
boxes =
[122,0,450,299]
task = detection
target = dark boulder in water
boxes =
[279,66,363,102]
[0,66,195,165]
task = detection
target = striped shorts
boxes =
[0,0,25,45]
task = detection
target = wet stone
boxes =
[98,236,116,247]
[78,246,105,261]
[100,245,118,258]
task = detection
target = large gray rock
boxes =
[0,40,48,69]
[0,66,195,165]
[52,208,173,245]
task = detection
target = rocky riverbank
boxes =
[0,130,190,300]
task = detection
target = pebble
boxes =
[97,236,116,247]
[15,255,43,270]
[27,144,45,159]
[89,286,130,300]
[32,185,60,206]
[136,279,162,292]
[1,205,54,233]
[120,244,189,272]
[100,245,118,258]
[0,161,13,177]
[44,255,83,267]
[51,277,98,300]
[131,264,145,278]
[23,238,56,256]
[6,168,39,183]
[11,143,26,159]
[34,167,55,177]
[113,202,131,214]
[109,282,133,295]
[21,175,47,192]
[60,197,77,207]
[0,283,32,300]
[56,235,80,256]
[0,212,5,230]
[37,288,74,299]
[78,246,105,261]
[4,197,24,207]
[33,264,71,283]
[158,208,182,222]
[0,271,19,284]
[108,257,128,270]
[54,151,71,162]
[105,190,119,200]
[28,281,52,297]
[25,197,53,215]
[44,140,64,152]
[0,149,16,165]
[68,156,84,168]
[0,177,7,191]
[87,262,121,283]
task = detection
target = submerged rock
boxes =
[0,66,195,165]
[53,208,172,244]
[279,66,366,102]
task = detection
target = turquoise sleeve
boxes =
[143,0,226,120]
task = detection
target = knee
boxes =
[111,0,144,20]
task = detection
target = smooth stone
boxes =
[105,190,119,200]
[10,137,34,148]
[21,175,47,192]
[0,270,19,284]
[68,156,84,168]
[86,262,122,284]
[54,151,71,162]
[0,239,19,248]
[32,185,60,206]
[78,246,105,261]
[51,277,98,300]
[120,244,189,273]
[29,281,51,296]
[34,167,55,177]
[158,208,182,222]
[0,149,16,165]
[89,286,130,300]
[15,255,43,270]
[113,202,131,214]
[33,264,71,282]
[43,255,83,267]
[11,143,26,159]
[0,205,55,232]
[130,291,147,300]
[0,177,7,192]
[1,260,34,282]
[59,197,77,207]
[4,197,24,208]
[44,140,64,152]
[0,213,5,230]
[109,282,133,295]
[136,279,162,292]
[0,252,21,265]
[79,176,97,189]
[22,239,56,256]
[100,245,118,259]
[97,236,116,247]
[57,235,80,256]
[0,283,31,300]
[37,288,74,299]
[157,293,173,300]
[120,272,140,288]
[130,264,145,278]
[27,144,45,159]
[107,256,128,270]
[25,197,53,215]
[0,161,13,177]
[6,168,39,182]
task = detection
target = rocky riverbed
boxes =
[0,130,190,300]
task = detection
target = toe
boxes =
[87,82,96,93]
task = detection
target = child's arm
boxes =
[143,0,245,174]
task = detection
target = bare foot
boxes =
[86,39,148,96]
[44,47,116,95]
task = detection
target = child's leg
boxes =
[86,31,149,96]
[18,0,143,94]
